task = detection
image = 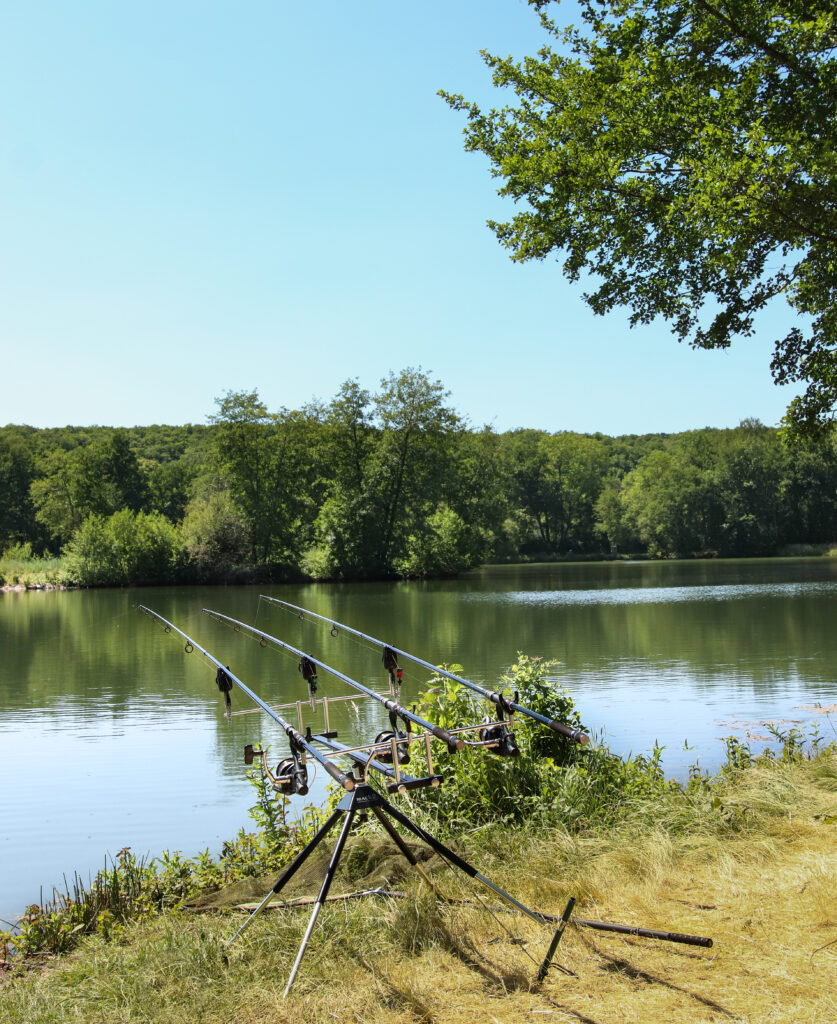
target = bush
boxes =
[63,510,186,586]
[395,506,482,578]
[410,654,590,830]
[181,492,249,580]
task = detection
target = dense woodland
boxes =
[2,369,837,585]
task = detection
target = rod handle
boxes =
[321,759,356,790]
[431,724,465,753]
[548,720,589,745]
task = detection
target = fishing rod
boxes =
[202,608,466,755]
[137,606,355,792]
[259,597,590,746]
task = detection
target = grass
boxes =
[2,746,836,1023]
[0,544,66,588]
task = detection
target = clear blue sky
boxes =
[1,1,800,434]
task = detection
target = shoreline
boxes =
[3,750,835,1021]
[3,548,837,594]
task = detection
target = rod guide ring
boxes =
[184,642,193,653]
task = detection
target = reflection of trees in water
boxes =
[3,562,837,722]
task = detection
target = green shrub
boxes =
[395,506,482,578]
[181,492,249,580]
[409,654,591,830]
[63,510,186,586]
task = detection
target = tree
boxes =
[314,369,462,577]
[210,390,326,565]
[63,510,185,586]
[30,430,146,545]
[442,1,837,434]
[0,432,37,550]
[181,492,249,579]
[505,430,608,551]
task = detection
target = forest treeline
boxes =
[2,369,836,586]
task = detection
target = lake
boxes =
[2,558,836,924]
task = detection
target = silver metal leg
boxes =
[282,803,356,997]
[224,807,343,948]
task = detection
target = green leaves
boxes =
[443,0,837,434]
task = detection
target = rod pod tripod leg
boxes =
[282,795,358,997]
[231,784,573,997]
[224,805,344,948]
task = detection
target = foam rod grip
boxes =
[322,759,355,790]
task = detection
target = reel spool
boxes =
[243,744,309,795]
[374,730,411,764]
[273,757,310,796]
[479,722,520,758]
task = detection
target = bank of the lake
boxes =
[2,557,836,927]
[3,747,835,1024]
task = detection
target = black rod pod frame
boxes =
[225,781,581,998]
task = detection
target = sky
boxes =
[0,1,801,435]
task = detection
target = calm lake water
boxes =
[2,558,836,923]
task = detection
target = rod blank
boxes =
[202,608,464,753]
[260,597,590,745]
[137,606,354,791]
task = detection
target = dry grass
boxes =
[2,758,836,1024]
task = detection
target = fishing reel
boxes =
[244,743,310,796]
[374,730,411,765]
[271,756,310,796]
[479,722,520,758]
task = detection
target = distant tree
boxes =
[209,390,324,564]
[620,448,714,556]
[371,368,462,568]
[507,431,608,551]
[0,432,37,549]
[181,492,249,579]
[315,368,462,577]
[713,420,783,554]
[30,430,146,545]
[395,506,482,578]
[144,460,197,522]
[63,510,185,586]
[443,0,837,435]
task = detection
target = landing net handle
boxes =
[137,605,355,791]
[260,597,589,746]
